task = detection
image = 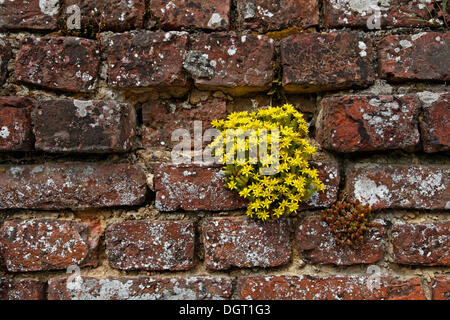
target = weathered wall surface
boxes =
[0,0,449,300]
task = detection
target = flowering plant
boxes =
[209,104,325,221]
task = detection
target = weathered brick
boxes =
[0,278,46,300]
[281,33,375,93]
[106,221,195,271]
[15,36,100,92]
[0,0,60,30]
[296,217,385,265]
[142,97,226,148]
[0,163,147,210]
[0,97,34,151]
[0,38,12,86]
[0,219,101,272]
[186,33,274,95]
[431,276,450,300]
[346,163,450,210]
[33,99,136,153]
[48,276,232,300]
[154,163,247,211]
[378,32,449,82]
[63,0,145,32]
[299,158,340,210]
[103,32,188,91]
[238,276,426,300]
[203,217,291,270]
[392,222,449,266]
[419,92,450,153]
[324,0,441,29]
[316,95,420,152]
[236,0,319,32]
[150,0,230,30]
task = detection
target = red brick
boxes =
[106,221,195,271]
[281,33,375,93]
[186,33,274,95]
[316,95,420,152]
[142,97,226,149]
[202,217,291,270]
[0,38,12,86]
[238,276,426,300]
[324,0,442,29]
[0,97,34,151]
[236,0,319,32]
[296,217,385,265]
[104,32,188,90]
[48,276,232,300]
[150,0,230,30]
[431,276,450,300]
[419,92,450,153]
[0,163,147,210]
[33,99,136,153]
[63,0,145,32]
[346,163,450,210]
[299,158,340,210]
[392,222,449,266]
[15,36,100,92]
[0,0,60,30]
[154,163,247,211]
[0,278,46,300]
[0,219,101,272]
[378,32,449,82]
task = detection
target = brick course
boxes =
[281,32,375,93]
[15,36,100,92]
[316,95,420,152]
[33,99,136,153]
[378,32,450,82]
[346,163,450,210]
[106,221,195,271]
[0,219,101,272]
[0,163,147,210]
[203,217,291,270]
[48,276,233,300]
[0,97,34,151]
[238,276,426,300]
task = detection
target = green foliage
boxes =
[409,0,448,28]
[321,191,376,248]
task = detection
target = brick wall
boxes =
[0,0,448,300]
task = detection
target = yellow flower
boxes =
[288,201,299,212]
[249,201,261,211]
[227,180,237,190]
[279,162,290,172]
[261,198,272,209]
[292,177,305,191]
[279,199,290,209]
[273,206,285,219]
[277,185,289,194]
[249,183,263,197]
[258,211,270,221]
[239,188,251,198]
[240,164,254,177]
[288,192,300,203]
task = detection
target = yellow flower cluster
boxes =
[210,104,325,221]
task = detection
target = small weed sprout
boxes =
[321,191,376,248]
[408,0,448,28]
